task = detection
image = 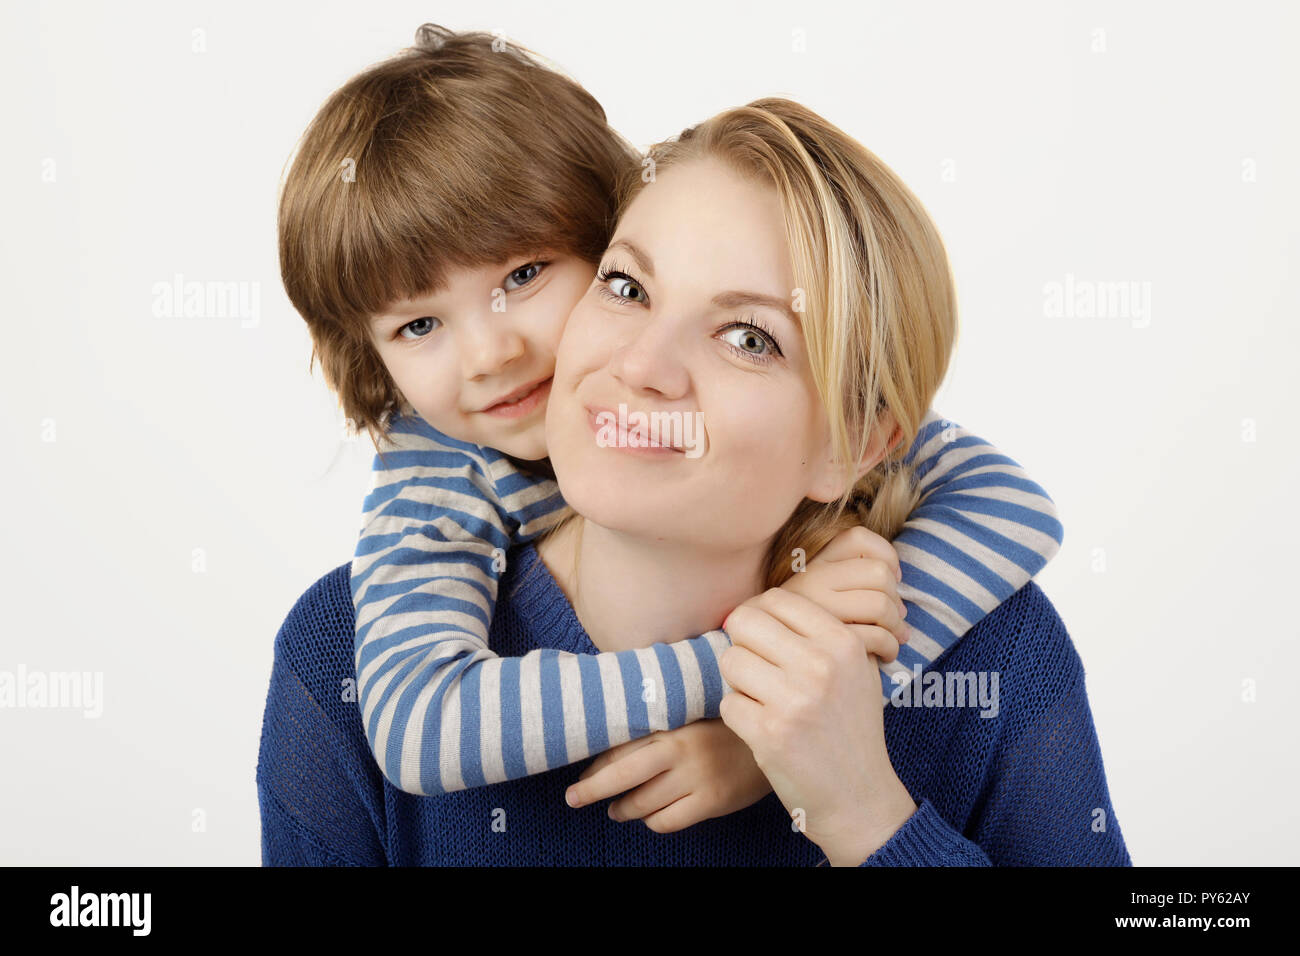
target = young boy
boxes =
[278,24,1064,803]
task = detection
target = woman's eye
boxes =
[607,275,647,302]
[719,325,772,357]
[398,316,441,341]
[503,261,545,291]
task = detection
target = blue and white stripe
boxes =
[352,408,1062,795]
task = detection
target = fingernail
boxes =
[566,789,580,808]
[607,806,619,821]
[899,602,908,618]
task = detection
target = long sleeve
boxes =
[852,663,1132,866]
[351,416,732,797]
[878,410,1065,697]
[257,608,389,867]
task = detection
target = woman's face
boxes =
[545,155,847,553]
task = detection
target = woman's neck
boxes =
[537,517,768,652]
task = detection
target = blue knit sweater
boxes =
[257,545,1132,866]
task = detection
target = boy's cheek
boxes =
[386,364,464,436]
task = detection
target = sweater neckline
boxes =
[503,543,602,657]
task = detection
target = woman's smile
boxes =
[584,404,695,458]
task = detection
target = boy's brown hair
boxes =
[278,23,639,447]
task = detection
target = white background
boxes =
[2,0,1296,865]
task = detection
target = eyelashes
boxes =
[594,259,785,365]
[594,260,647,306]
[718,317,783,364]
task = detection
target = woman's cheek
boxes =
[704,403,812,530]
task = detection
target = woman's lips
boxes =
[585,406,685,458]
[482,377,552,419]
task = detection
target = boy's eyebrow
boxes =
[370,298,439,324]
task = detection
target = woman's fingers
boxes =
[721,601,804,670]
[783,566,908,646]
[744,587,856,658]
[847,623,903,663]
[747,586,904,682]
[719,641,790,706]
[717,687,764,743]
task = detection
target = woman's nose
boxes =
[608,324,690,399]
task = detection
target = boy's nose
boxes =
[464,327,526,379]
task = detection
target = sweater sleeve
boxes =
[881,410,1064,689]
[257,616,389,867]
[851,666,1132,866]
[351,417,732,797]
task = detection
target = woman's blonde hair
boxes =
[611,98,959,588]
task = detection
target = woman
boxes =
[257,98,1130,865]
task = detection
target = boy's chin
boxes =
[488,425,550,463]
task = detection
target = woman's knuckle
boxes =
[807,651,833,684]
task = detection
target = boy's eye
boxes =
[503,261,546,291]
[398,316,442,341]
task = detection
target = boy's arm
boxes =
[351,418,732,797]
[880,409,1064,691]
[574,412,1066,830]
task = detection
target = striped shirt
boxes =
[351,408,1064,796]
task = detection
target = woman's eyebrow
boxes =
[712,290,800,326]
[607,239,655,278]
[609,238,798,325]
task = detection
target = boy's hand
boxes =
[561,526,905,834]
[564,720,772,832]
[780,525,910,659]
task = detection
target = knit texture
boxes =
[351,408,1065,796]
[258,546,1131,866]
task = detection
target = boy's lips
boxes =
[480,377,552,419]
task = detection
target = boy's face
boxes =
[368,252,595,459]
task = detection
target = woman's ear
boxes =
[805,410,904,504]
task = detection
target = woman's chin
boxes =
[558,481,668,538]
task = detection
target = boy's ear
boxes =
[805,410,904,504]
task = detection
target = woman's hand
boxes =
[717,526,919,866]
[563,720,772,831]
